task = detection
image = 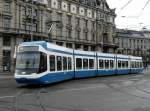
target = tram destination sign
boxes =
[19,46,39,52]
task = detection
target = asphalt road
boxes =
[0,70,150,111]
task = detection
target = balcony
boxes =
[83,27,89,33]
[49,35,96,44]
[75,26,81,31]
[0,27,18,34]
[2,10,12,17]
[24,15,38,23]
[66,24,72,30]
[56,22,63,28]
[0,27,48,38]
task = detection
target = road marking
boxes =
[52,84,107,93]
[0,95,15,99]
[0,84,107,99]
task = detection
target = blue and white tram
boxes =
[130,56,143,74]
[74,50,96,78]
[14,41,144,85]
[116,54,130,74]
[97,53,116,76]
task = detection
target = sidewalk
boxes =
[0,72,14,79]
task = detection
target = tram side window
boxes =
[57,56,62,71]
[140,62,143,68]
[132,62,135,68]
[83,58,88,69]
[105,60,109,69]
[49,55,55,71]
[38,53,47,73]
[141,62,143,68]
[110,60,114,69]
[138,62,141,68]
[99,59,104,69]
[118,60,121,68]
[136,62,139,68]
[63,57,67,71]
[134,62,136,68]
[89,59,94,69]
[76,58,82,70]
[139,62,141,68]
[126,61,128,68]
[68,57,72,70]
[122,61,125,68]
[135,62,138,68]
[135,62,136,68]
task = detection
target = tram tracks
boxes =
[13,87,49,111]
[1,75,150,111]
[105,78,150,101]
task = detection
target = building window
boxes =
[76,17,80,25]
[3,18,11,29]
[57,13,62,22]
[66,29,72,38]
[75,44,81,49]
[129,39,131,48]
[85,32,88,40]
[56,29,62,38]
[75,30,80,40]
[56,42,63,46]
[66,15,71,24]
[22,6,26,16]
[103,33,108,43]
[4,2,11,13]
[58,0,61,9]
[21,23,25,30]
[56,13,62,38]
[84,45,88,51]
[66,43,72,48]
[85,19,88,27]
[3,36,11,46]
[91,46,95,51]
[67,3,71,12]
[32,23,38,32]
[92,33,95,41]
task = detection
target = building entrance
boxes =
[3,50,11,72]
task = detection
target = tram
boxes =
[14,41,144,85]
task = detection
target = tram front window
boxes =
[15,52,47,75]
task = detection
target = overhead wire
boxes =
[120,0,133,11]
[111,0,150,30]
[142,0,150,10]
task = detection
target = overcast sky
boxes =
[107,0,150,30]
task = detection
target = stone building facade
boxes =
[114,29,150,67]
[0,0,48,73]
[0,0,116,73]
[46,0,116,53]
